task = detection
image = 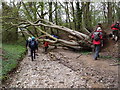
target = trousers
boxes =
[31,49,36,61]
[94,44,101,59]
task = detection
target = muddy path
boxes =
[2,47,118,88]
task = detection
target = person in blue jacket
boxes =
[29,37,38,61]
[52,35,58,49]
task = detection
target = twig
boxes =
[76,54,82,59]
[109,63,120,66]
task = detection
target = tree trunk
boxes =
[102,2,107,23]
[71,2,76,30]
[26,19,89,40]
[107,2,113,25]
[55,2,59,36]
[49,2,54,34]
[116,2,120,22]
[83,2,92,32]
[5,17,92,49]
[76,2,82,31]
[66,2,71,29]
[40,2,44,35]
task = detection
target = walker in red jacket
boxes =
[91,32,103,60]
[44,41,49,53]
[111,21,120,41]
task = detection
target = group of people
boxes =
[91,21,120,60]
[26,35,58,61]
[26,21,120,61]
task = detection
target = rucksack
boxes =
[113,23,119,29]
[94,32,100,41]
[30,40,36,48]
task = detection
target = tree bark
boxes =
[83,2,92,32]
[76,2,82,31]
[49,2,54,34]
[55,2,59,36]
[71,2,76,30]
[66,2,71,29]
[107,2,113,25]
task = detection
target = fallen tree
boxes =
[2,17,92,50]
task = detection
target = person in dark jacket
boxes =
[29,37,38,61]
[91,32,103,60]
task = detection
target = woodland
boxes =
[0,1,120,88]
[2,1,120,49]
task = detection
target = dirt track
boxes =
[2,47,118,88]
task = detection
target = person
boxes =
[94,23,104,47]
[26,37,32,56]
[95,23,103,35]
[91,32,103,60]
[29,36,38,61]
[52,34,58,39]
[111,21,120,41]
[51,34,58,49]
[44,36,49,54]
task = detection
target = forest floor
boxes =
[2,38,119,88]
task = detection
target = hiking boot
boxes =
[115,36,118,41]
[98,55,100,58]
[112,35,115,38]
[36,54,39,56]
[94,57,97,60]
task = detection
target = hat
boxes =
[32,36,35,40]
[28,37,31,41]
[116,21,119,24]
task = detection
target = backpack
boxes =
[30,40,36,48]
[28,40,31,47]
[94,32,100,41]
[113,23,119,29]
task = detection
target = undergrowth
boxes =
[0,43,26,81]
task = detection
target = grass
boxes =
[0,43,26,81]
[81,51,92,55]
[100,55,113,59]
[117,58,120,61]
